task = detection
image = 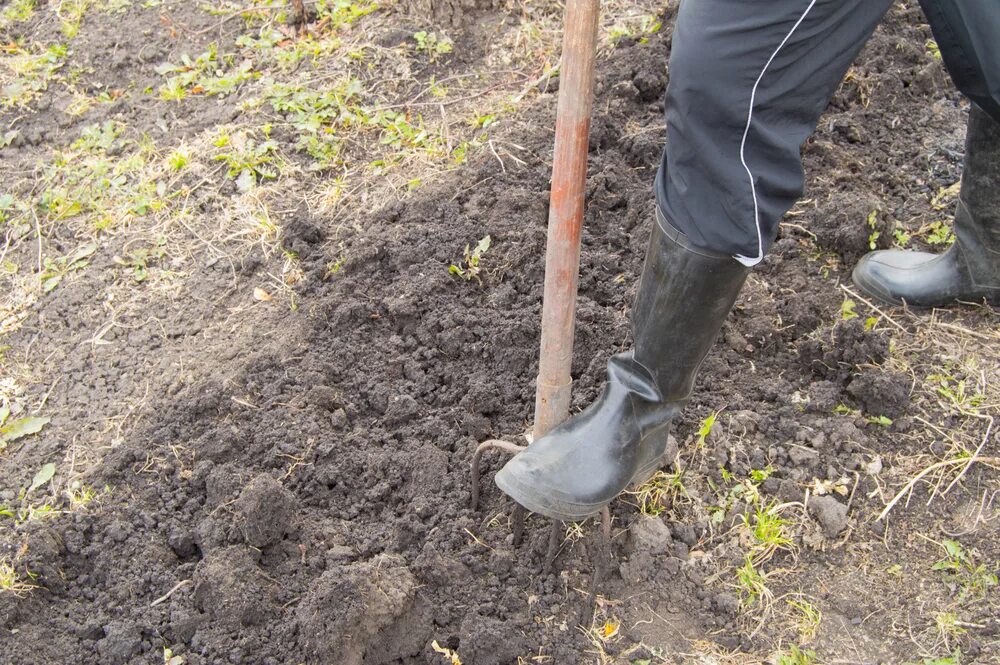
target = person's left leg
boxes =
[495,0,894,521]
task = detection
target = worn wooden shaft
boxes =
[533,0,600,439]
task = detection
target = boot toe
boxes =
[852,250,939,306]
[494,452,609,522]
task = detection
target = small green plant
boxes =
[932,539,998,599]
[924,221,955,246]
[926,39,942,60]
[0,558,37,597]
[73,119,122,153]
[66,482,98,510]
[935,611,965,647]
[156,44,255,101]
[114,244,166,283]
[839,298,858,321]
[39,243,98,293]
[449,235,491,282]
[0,404,50,452]
[908,650,962,665]
[215,135,279,191]
[163,647,184,665]
[632,470,688,516]
[866,209,880,250]
[787,598,822,642]
[776,645,818,665]
[0,0,35,30]
[741,501,795,562]
[866,414,893,427]
[315,0,378,31]
[413,31,453,60]
[606,14,662,45]
[927,373,985,411]
[893,227,912,247]
[167,148,190,171]
[735,555,771,606]
[1,43,68,108]
[695,410,719,449]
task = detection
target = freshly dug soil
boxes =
[2,2,998,664]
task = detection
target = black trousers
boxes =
[654,0,1000,264]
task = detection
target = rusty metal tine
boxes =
[470,440,525,512]
[582,507,613,626]
[511,503,527,548]
[544,520,562,571]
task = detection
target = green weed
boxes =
[932,539,998,599]
[0,558,37,597]
[632,470,689,517]
[606,14,662,45]
[114,242,166,283]
[449,235,491,282]
[776,645,818,665]
[926,373,985,412]
[866,209,880,250]
[413,31,453,61]
[0,0,34,30]
[157,44,256,101]
[893,228,912,247]
[695,410,719,449]
[0,405,50,452]
[214,133,280,190]
[922,221,955,246]
[741,500,795,562]
[315,0,378,31]
[735,555,771,606]
[926,39,942,61]
[787,598,822,643]
[908,650,962,665]
[1,43,68,108]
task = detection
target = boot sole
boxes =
[494,454,666,522]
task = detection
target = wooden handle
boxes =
[533,0,600,439]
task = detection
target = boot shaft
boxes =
[954,104,1000,286]
[631,211,749,402]
[959,104,1000,241]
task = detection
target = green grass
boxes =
[631,470,689,517]
[932,539,998,599]
[735,555,772,607]
[776,645,818,665]
[786,598,822,643]
[742,501,795,562]
[0,0,35,31]
[0,558,37,597]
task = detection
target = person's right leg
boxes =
[496,0,895,521]
[853,104,1000,306]
[853,1,1000,306]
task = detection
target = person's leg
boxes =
[495,0,894,521]
[919,0,1000,122]
[656,0,894,265]
[853,2,1000,306]
[853,104,1000,306]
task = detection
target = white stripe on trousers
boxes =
[734,0,819,267]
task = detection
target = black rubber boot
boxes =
[852,104,1000,307]
[494,211,750,521]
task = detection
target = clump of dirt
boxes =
[296,556,418,664]
[234,474,298,549]
[193,546,277,627]
[847,368,912,418]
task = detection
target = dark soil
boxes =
[1,2,998,664]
